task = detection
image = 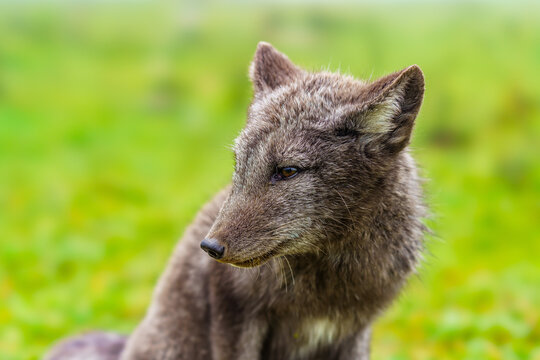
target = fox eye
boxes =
[271,166,300,184]
[280,167,298,178]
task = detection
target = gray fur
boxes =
[46,42,427,360]
[44,332,126,360]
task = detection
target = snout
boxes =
[200,238,225,260]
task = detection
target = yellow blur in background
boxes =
[0,1,539,359]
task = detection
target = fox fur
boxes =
[46,42,427,360]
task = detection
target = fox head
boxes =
[201,42,424,267]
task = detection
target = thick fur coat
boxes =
[46,42,427,360]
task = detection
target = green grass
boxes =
[0,2,539,359]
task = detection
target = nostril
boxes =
[200,238,225,260]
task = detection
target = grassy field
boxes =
[1,1,539,359]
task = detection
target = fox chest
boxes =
[262,316,356,360]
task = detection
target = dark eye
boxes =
[280,167,298,178]
[270,166,300,184]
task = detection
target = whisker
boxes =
[332,188,355,230]
[278,257,288,292]
[283,255,295,287]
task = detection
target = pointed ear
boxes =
[342,65,425,155]
[249,42,303,94]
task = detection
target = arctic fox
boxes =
[46,42,426,360]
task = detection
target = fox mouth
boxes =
[223,248,281,268]
[228,258,265,268]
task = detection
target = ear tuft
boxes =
[249,42,303,94]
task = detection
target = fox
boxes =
[46,42,427,360]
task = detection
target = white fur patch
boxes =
[297,318,340,357]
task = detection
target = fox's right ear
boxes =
[249,42,303,95]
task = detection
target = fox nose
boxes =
[200,238,225,260]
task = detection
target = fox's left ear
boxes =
[343,65,425,155]
[249,42,303,95]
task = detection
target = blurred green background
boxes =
[1,0,539,359]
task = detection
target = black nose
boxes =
[200,238,225,259]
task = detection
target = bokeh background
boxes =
[1,0,539,359]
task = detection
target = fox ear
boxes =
[342,65,425,155]
[249,42,303,94]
